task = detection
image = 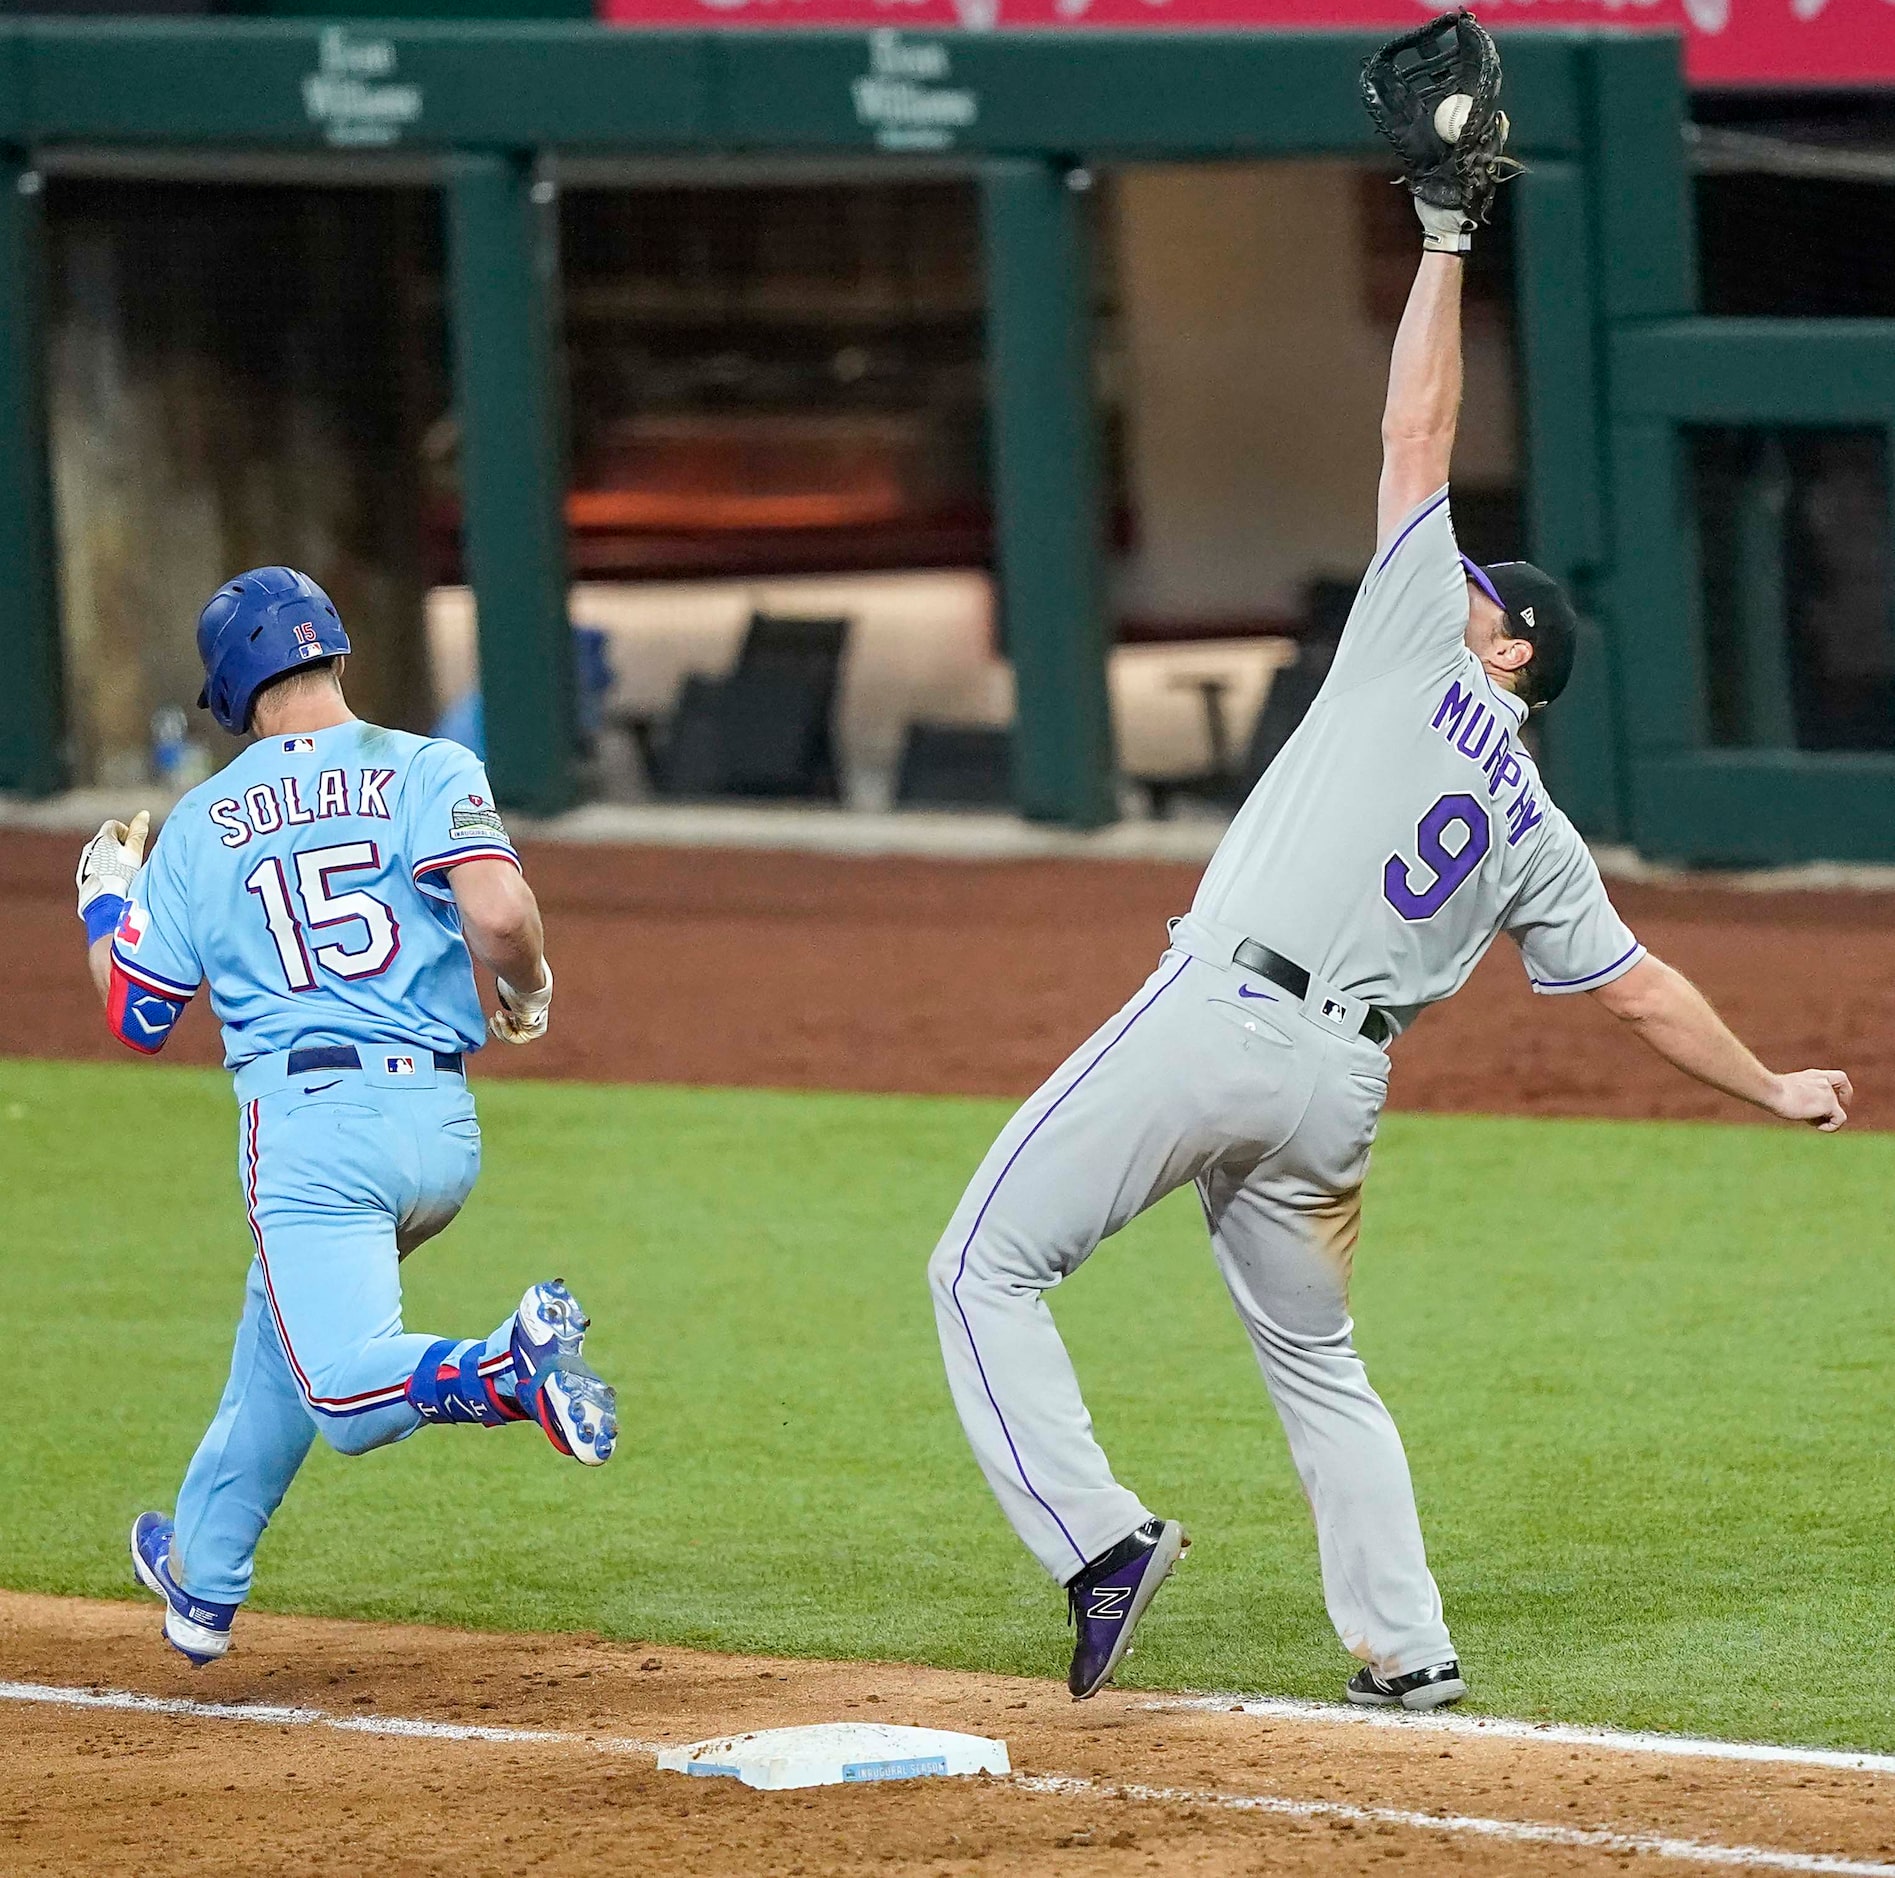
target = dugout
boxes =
[0,18,1887,863]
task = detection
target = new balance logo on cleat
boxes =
[1065,1518,1188,1700]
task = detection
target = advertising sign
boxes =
[599,0,1895,87]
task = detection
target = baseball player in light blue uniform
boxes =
[74,566,617,1668]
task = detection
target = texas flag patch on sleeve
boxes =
[115,901,149,949]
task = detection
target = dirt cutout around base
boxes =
[6,833,1892,1128]
[3,1591,1892,1877]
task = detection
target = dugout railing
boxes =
[0,17,1837,864]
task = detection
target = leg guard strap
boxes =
[405,1339,526,1428]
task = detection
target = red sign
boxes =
[600,0,1895,87]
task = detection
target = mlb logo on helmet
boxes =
[384,1055,417,1077]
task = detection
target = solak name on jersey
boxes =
[206,766,397,848]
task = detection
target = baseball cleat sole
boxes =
[536,1361,617,1466]
[517,1278,589,1351]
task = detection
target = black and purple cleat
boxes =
[1064,1517,1188,1700]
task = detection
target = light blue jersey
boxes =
[111,720,518,1067]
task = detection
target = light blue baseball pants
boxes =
[170,1057,513,1606]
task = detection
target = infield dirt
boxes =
[5,832,1891,1126]
[9,831,1894,1873]
[5,1590,1894,1877]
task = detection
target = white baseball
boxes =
[1434,93,1474,144]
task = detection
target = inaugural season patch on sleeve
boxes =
[450,794,509,842]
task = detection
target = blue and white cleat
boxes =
[509,1280,617,1466]
[130,1512,236,1667]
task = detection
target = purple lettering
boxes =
[244,784,283,835]
[1455,704,1494,762]
[1431,681,1474,739]
[357,768,394,819]
[1506,789,1546,847]
[283,776,315,826]
[317,769,351,819]
[1484,732,1523,799]
[209,798,250,849]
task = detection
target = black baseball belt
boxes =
[1232,940,1392,1047]
[287,1045,465,1076]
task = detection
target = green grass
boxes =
[3,1056,1893,1749]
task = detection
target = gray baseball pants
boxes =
[928,947,1454,1676]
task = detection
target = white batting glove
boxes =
[490,961,553,1045]
[76,811,151,917]
[1416,198,1473,255]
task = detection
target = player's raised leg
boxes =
[929,956,1196,1583]
[930,952,1321,1697]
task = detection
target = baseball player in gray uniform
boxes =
[929,41,1852,1709]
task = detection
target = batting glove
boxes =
[1416,198,1474,255]
[491,961,553,1045]
[76,812,150,934]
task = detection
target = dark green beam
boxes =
[444,151,575,816]
[5,20,1581,159]
[1514,157,1621,838]
[1587,34,1692,322]
[1613,319,1895,423]
[1631,751,1895,866]
[0,153,63,798]
[981,159,1114,830]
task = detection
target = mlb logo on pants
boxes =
[384,1055,416,1077]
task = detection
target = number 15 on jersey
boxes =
[245,842,400,990]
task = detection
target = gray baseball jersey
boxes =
[1175,485,1643,1030]
[928,484,1639,1679]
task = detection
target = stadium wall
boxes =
[0,19,1886,862]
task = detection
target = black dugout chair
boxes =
[638,613,849,800]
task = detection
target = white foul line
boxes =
[0,1679,661,1755]
[4,1679,1892,1875]
[1145,1693,1895,1778]
[1020,1774,1895,1876]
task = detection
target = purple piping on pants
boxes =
[947,954,1193,1574]
[1374,489,1450,575]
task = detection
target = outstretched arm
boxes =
[1589,955,1851,1130]
[1377,247,1465,550]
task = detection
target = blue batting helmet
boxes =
[195,566,350,735]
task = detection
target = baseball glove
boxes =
[1360,10,1521,224]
